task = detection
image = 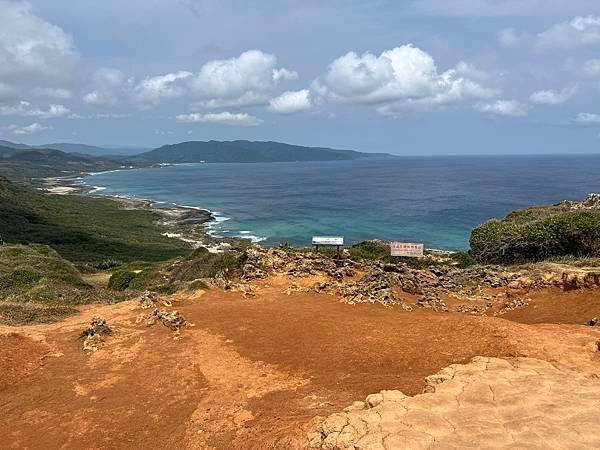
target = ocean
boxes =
[81,154,600,251]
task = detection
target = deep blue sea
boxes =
[81,155,600,251]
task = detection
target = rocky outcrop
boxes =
[308,357,600,449]
[237,247,600,313]
[80,317,112,353]
[560,193,600,210]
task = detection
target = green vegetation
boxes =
[0,303,79,325]
[348,240,446,268]
[0,245,91,302]
[188,279,210,291]
[170,251,243,281]
[0,178,190,264]
[0,145,122,182]
[102,247,238,294]
[0,244,126,324]
[107,270,138,291]
[132,140,391,164]
[470,206,600,264]
[186,246,210,259]
[348,240,392,262]
[448,251,477,268]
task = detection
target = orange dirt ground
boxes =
[1,276,599,449]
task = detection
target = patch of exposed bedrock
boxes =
[240,247,600,313]
[308,356,600,449]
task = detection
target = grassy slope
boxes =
[0,179,191,264]
[0,244,93,324]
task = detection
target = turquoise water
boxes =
[82,155,600,250]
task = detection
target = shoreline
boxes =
[39,170,459,254]
[39,172,245,254]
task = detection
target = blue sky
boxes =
[2,0,600,154]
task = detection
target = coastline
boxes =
[39,166,462,253]
[39,172,245,254]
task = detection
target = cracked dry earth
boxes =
[1,275,600,449]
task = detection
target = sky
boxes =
[2,0,600,154]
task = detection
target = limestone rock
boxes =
[309,357,600,449]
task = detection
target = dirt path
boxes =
[1,278,599,449]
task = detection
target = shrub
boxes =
[470,210,600,264]
[449,251,477,268]
[349,240,390,262]
[348,240,443,268]
[127,268,160,291]
[188,279,209,291]
[187,247,210,260]
[107,270,138,291]
[148,284,178,295]
[93,259,122,270]
[170,252,242,282]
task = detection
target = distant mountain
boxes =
[42,143,115,156]
[0,140,31,150]
[0,140,147,157]
[45,143,149,157]
[132,140,391,164]
[0,146,122,180]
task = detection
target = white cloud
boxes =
[81,51,297,109]
[314,45,496,113]
[175,111,263,126]
[477,100,527,117]
[0,101,70,118]
[190,50,297,106]
[84,90,116,106]
[69,112,129,120]
[273,68,299,83]
[530,86,577,105]
[133,71,193,103]
[83,68,132,106]
[536,15,600,50]
[8,122,50,135]
[268,89,312,114]
[575,112,600,125]
[0,1,75,92]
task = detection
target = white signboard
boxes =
[390,242,424,258]
[312,236,344,246]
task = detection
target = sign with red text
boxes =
[390,242,424,258]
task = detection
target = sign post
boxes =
[312,236,344,259]
[390,242,424,258]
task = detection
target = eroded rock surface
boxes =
[309,356,600,449]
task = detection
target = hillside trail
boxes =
[1,274,599,449]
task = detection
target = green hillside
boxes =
[0,145,122,181]
[0,178,190,264]
[132,140,391,164]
